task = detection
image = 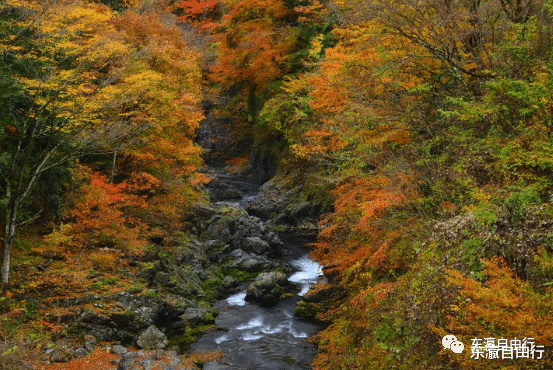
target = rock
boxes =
[263,231,283,251]
[221,276,237,289]
[245,182,282,219]
[204,240,230,263]
[213,276,238,298]
[206,179,243,202]
[194,114,252,165]
[242,236,271,254]
[114,293,185,333]
[302,282,337,303]
[44,348,55,355]
[50,349,72,363]
[83,334,98,352]
[84,341,95,352]
[110,345,128,355]
[136,325,168,350]
[223,249,272,273]
[246,177,322,233]
[245,271,293,305]
[202,217,233,244]
[199,203,283,255]
[247,144,277,183]
[77,310,135,344]
[153,272,175,288]
[127,287,143,294]
[180,307,216,325]
[294,300,322,319]
[73,347,88,358]
[117,349,188,370]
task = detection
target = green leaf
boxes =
[2,346,18,356]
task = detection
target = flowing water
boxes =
[192,174,324,369]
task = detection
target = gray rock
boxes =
[115,295,159,328]
[245,272,292,305]
[80,322,134,344]
[153,271,175,287]
[207,179,243,201]
[204,239,230,254]
[223,249,272,272]
[246,178,322,233]
[73,347,88,358]
[50,349,72,363]
[263,230,283,250]
[213,275,239,299]
[113,293,185,333]
[44,348,55,355]
[180,307,216,325]
[203,218,232,243]
[117,349,186,370]
[200,203,283,255]
[242,236,271,254]
[221,276,237,288]
[110,345,128,355]
[136,325,168,350]
[84,341,95,352]
[245,182,283,219]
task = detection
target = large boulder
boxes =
[75,292,188,345]
[204,240,231,263]
[180,307,217,326]
[136,325,168,350]
[242,236,271,255]
[223,249,272,273]
[116,293,185,330]
[199,203,283,256]
[205,178,243,202]
[213,276,238,299]
[245,272,295,305]
[246,178,322,234]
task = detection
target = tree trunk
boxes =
[1,179,17,291]
[109,150,117,183]
[1,209,16,291]
[1,235,11,291]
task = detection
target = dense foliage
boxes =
[210,0,553,368]
[2,0,553,368]
[0,0,203,289]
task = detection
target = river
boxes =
[191,173,324,370]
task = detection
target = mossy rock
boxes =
[294,300,321,319]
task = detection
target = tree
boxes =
[209,0,329,122]
[443,257,553,369]
[173,0,219,23]
[0,0,203,289]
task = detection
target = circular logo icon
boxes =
[450,341,464,353]
[442,335,458,350]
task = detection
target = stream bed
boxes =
[192,173,324,369]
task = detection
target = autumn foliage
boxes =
[175,0,218,21]
[0,0,205,298]
[436,257,553,369]
[47,166,155,252]
[239,0,553,368]
[3,0,553,368]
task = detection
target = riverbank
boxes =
[0,163,327,370]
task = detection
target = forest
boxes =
[1,0,553,369]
